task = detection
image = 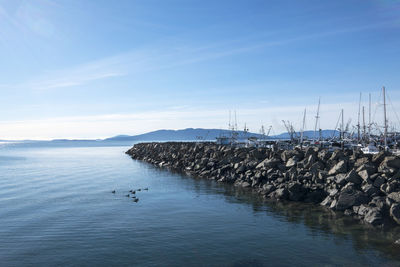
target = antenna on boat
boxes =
[314,98,320,143]
[383,86,388,150]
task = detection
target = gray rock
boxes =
[362,184,379,197]
[388,192,400,203]
[390,203,400,225]
[364,208,383,226]
[345,169,362,184]
[335,174,347,186]
[241,182,251,188]
[373,176,386,188]
[321,196,332,207]
[358,170,370,181]
[287,182,307,201]
[335,188,369,211]
[285,157,297,168]
[372,151,386,165]
[256,158,280,169]
[269,188,289,200]
[381,156,400,169]
[328,160,347,175]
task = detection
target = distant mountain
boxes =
[104,128,263,141]
[274,130,339,139]
[104,128,340,142]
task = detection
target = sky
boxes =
[0,0,400,140]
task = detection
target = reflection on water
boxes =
[149,163,400,264]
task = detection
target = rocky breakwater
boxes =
[126,142,400,227]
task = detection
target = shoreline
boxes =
[126,142,400,228]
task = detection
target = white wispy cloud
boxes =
[6,17,396,93]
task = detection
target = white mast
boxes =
[357,92,362,143]
[368,93,371,141]
[341,109,344,140]
[383,86,388,149]
[362,106,366,144]
[234,110,238,132]
[300,108,306,145]
[314,98,320,143]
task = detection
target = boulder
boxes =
[287,182,307,201]
[381,156,400,169]
[269,188,289,200]
[256,158,280,169]
[328,160,347,175]
[373,176,386,188]
[335,174,347,186]
[372,151,386,165]
[285,157,297,168]
[358,170,370,181]
[390,203,400,225]
[345,169,362,184]
[364,208,383,226]
[387,192,400,203]
[335,188,369,211]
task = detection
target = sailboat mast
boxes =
[362,106,366,144]
[314,98,320,143]
[383,86,388,149]
[368,93,371,141]
[357,92,361,143]
[341,109,344,140]
[301,108,306,145]
[234,110,237,132]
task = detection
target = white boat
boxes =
[361,143,379,154]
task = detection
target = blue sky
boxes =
[0,0,400,139]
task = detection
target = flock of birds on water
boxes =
[111,188,148,203]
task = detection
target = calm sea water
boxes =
[1,141,400,267]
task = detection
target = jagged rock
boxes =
[269,188,289,200]
[372,151,386,165]
[354,157,369,168]
[287,182,307,201]
[362,184,379,197]
[373,176,386,188]
[328,160,347,175]
[356,163,377,175]
[305,190,326,203]
[388,192,400,203]
[321,196,332,207]
[381,156,400,169]
[262,184,276,195]
[335,188,369,211]
[390,203,400,225]
[286,157,297,168]
[335,174,347,186]
[256,158,280,169]
[364,208,383,226]
[358,170,370,181]
[241,181,251,188]
[345,169,362,184]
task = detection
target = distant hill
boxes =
[104,128,340,142]
[273,130,339,139]
[104,128,263,141]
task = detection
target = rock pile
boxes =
[126,142,400,227]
